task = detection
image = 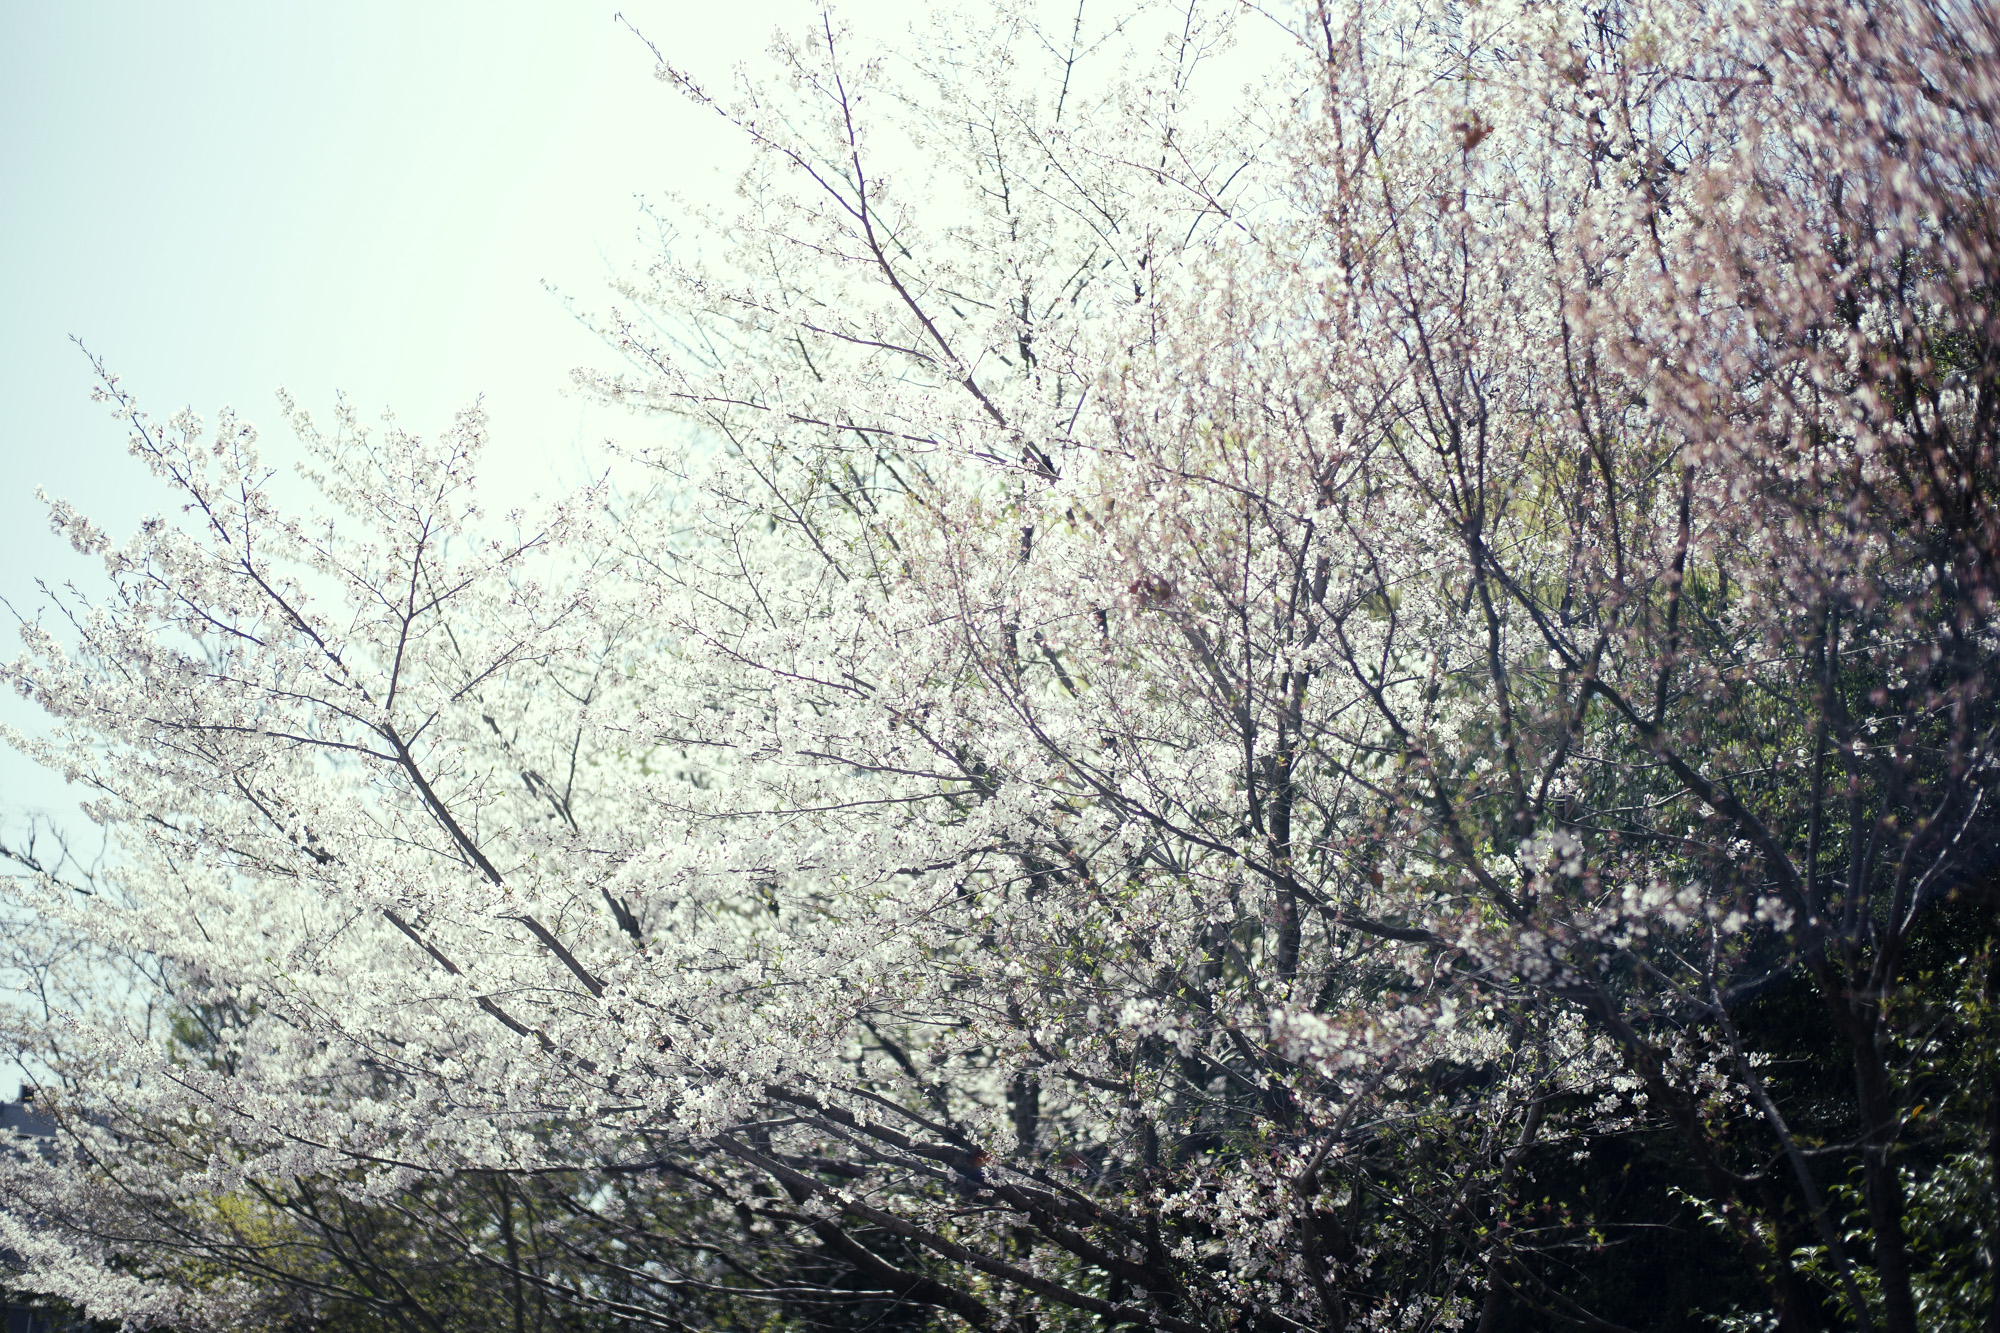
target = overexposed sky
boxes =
[0,0,875,824]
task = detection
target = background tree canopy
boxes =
[2,0,1998,1330]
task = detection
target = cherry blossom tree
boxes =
[3,0,1998,1330]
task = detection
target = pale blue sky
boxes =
[0,0,858,826]
[0,0,1276,828]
